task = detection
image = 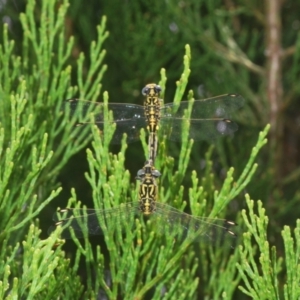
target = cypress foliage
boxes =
[0,0,299,299]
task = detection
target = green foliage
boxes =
[0,224,84,299]
[237,196,300,300]
[55,102,269,299]
[0,0,108,241]
[0,0,299,299]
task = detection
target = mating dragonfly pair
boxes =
[49,84,244,244]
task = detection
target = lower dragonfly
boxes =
[49,161,237,245]
[65,84,244,163]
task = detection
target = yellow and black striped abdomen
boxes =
[143,83,161,134]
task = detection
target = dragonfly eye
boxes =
[136,169,145,180]
[152,170,161,178]
[141,86,150,96]
[154,85,162,94]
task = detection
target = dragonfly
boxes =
[65,84,244,163]
[49,161,237,245]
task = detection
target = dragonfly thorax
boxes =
[138,161,159,215]
[139,198,156,215]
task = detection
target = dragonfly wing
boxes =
[48,203,140,238]
[151,203,237,245]
[94,118,147,144]
[161,94,245,119]
[160,117,239,141]
[65,100,147,144]
[65,101,145,120]
[160,94,244,141]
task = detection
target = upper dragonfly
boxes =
[65,83,244,144]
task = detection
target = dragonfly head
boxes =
[136,161,161,181]
[141,84,162,96]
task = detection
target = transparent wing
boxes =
[48,203,141,238]
[160,118,238,141]
[66,100,145,120]
[49,202,237,245]
[83,118,147,144]
[65,100,147,143]
[65,94,244,143]
[150,202,237,244]
[160,94,244,141]
[161,94,244,119]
